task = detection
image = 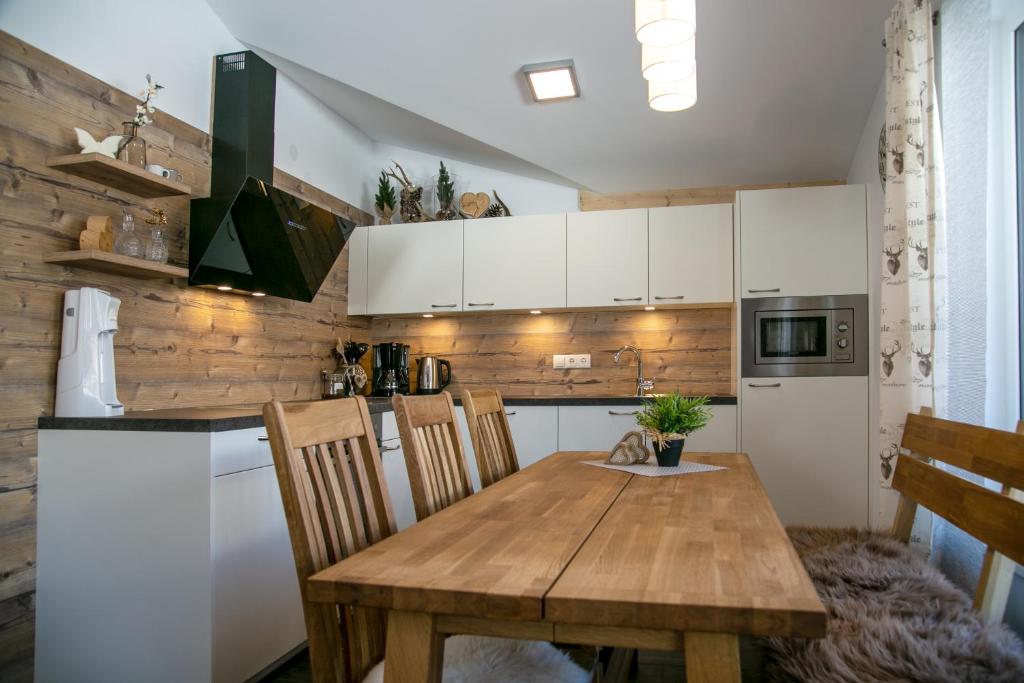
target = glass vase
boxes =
[113,212,143,258]
[117,122,147,168]
[145,228,168,263]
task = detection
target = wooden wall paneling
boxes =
[371,307,734,397]
[0,31,373,680]
[578,179,845,211]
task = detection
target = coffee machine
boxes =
[55,287,125,417]
[372,342,410,396]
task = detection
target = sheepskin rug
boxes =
[362,635,589,682]
[762,527,1024,683]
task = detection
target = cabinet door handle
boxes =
[505,411,517,416]
[257,435,269,441]
[466,302,495,307]
[380,444,401,452]
[747,383,782,388]
[747,288,781,293]
[654,295,685,300]
[608,410,639,416]
[613,297,643,302]
[431,303,458,308]
[381,437,401,443]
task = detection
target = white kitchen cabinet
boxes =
[367,220,463,314]
[36,426,306,683]
[463,214,566,311]
[379,410,417,530]
[557,404,737,453]
[739,185,867,298]
[740,376,868,527]
[346,225,369,316]
[649,204,734,305]
[566,209,649,308]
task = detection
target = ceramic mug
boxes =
[145,164,183,182]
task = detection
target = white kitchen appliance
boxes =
[55,287,124,417]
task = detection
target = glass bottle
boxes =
[117,122,147,167]
[145,228,168,263]
[114,212,143,258]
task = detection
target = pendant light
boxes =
[641,38,695,82]
[635,0,696,48]
[648,74,697,112]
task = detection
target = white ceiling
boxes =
[206,0,893,193]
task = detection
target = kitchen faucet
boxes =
[613,344,655,397]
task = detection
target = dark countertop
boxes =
[37,395,737,432]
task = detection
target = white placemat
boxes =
[582,459,727,477]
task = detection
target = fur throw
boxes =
[362,635,589,683]
[762,527,1024,683]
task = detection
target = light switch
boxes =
[554,354,591,369]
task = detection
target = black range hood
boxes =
[189,51,354,302]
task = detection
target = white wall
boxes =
[0,0,377,213]
[846,78,889,529]
[373,143,579,220]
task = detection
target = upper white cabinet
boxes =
[346,225,369,316]
[739,185,867,298]
[566,209,649,308]
[649,204,733,305]
[367,220,464,315]
[463,214,566,311]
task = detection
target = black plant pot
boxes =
[654,440,684,467]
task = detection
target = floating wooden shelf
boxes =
[43,250,188,279]
[46,153,191,198]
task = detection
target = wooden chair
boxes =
[263,397,396,683]
[392,392,473,521]
[462,388,520,488]
[890,409,1024,620]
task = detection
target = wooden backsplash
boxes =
[0,32,372,680]
[371,306,735,397]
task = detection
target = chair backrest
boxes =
[263,397,396,683]
[392,392,473,521]
[890,410,1024,615]
[461,388,520,488]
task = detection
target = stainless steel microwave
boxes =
[741,294,868,377]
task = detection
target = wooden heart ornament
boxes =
[79,215,114,252]
[607,431,651,465]
[460,192,490,218]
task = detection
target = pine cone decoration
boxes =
[481,190,511,218]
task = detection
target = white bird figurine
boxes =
[74,127,123,158]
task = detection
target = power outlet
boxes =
[553,354,591,369]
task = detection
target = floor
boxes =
[263,640,768,682]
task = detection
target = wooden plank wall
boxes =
[371,307,734,397]
[0,32,372,680]
[578,179,845,211]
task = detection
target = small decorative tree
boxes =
[375,171,397,224]
[435,162,457,220]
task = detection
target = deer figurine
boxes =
[908,238,929,271]
[911,344,933,378]
[883,241,905,276]
[880,340,901,378]
[384,161,429,223]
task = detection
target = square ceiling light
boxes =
[522,59,580,102]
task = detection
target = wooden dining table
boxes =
[307,451,827,682]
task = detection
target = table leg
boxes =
[383,610,444,683]
[683,632,740,683]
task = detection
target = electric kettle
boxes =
[416,356,452,394]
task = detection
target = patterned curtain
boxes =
[878,0,948,532]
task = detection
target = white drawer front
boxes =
[211,427,272,477]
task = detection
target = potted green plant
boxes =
[635,394,712,467]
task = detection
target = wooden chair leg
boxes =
[601,647,636,683]
[684,632,740,683]
[383,610,444,683]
